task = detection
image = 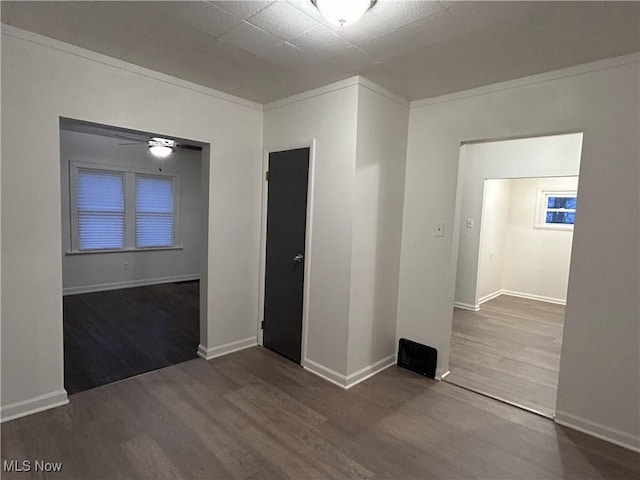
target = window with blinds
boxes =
[71,164,179,253]
[77,169,125,250]
[135,175,175,248]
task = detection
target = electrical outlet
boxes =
[123,262,129,271]
[435,221,445,237]
[466,218,474,229]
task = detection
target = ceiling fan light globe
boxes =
[315,0,372,26]
[149,145,173,158]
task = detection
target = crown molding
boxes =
[263,76,360,111]
[410,52,640,110]
[0,24,263,111]
[5,23,633,116]
[357,76,410,108]
[264,75,410,111]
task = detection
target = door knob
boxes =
[293,253,304,263]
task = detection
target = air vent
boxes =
[397,338,437,378]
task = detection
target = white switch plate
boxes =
[435,221,445,237]
[466,218,474,229]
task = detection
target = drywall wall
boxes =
[477,176,578,304]
[263,80,359,378]
[398,54,639,449]
[476,179,511,302]
[263,78,409,384]
[1,27,262,420]
[455,134,582,309]
[60,129,202,293]
[347,83,408,378]
[501,176,578,303]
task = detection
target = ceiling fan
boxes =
[117,133,201,158]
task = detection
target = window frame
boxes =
[69,161,181,254]
[534,188,577,231]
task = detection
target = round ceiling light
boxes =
[312,0,376,27]
[148,137,175,158]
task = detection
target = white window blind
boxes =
[135,175,175,248]
[77,169,125,250]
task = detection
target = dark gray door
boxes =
[263,148,309,364]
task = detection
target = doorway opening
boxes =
[448,133,583,418]
[59,118,207,394]
[259,145,313,365]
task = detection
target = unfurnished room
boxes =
[1,1,639,479]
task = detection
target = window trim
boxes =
[534,188,577,231]
[68,161,181,254]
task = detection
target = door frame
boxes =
[447,133,583,417]
[257,139,316,364]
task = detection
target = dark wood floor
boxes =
[2,347,638,479]
[447,294,564,417]
[63,281,199,394]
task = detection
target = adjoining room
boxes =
[60,119,205,393]
[448,134,582,417]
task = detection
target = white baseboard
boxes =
[478,290,504,305]
[63,274,200,295]
[303,355,396,389]
[554,410,640,453]
[501,289,566,306]
[1,390,68,423]
[197,337,257,361]
[453,301,480,311]
[302,359,349,388]
[457,290,566,311]
[346,355,396,388]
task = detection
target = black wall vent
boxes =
[397,338,437,378]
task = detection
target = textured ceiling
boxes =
[2,1,639,103]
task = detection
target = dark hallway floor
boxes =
[63,281,199,394]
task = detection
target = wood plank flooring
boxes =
[63,281,199,394]
[447,294,564,417]
[2,346,638,479]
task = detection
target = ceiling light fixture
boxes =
[312,0,376,27]
[148,137,175,158]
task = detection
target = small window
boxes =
[545,195,576,225]
[77,169,125,250]
[536,189,577,230]
[135,175,175,248]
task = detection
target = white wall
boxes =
[455,134,582,309]
[263,80,359,378]
[501,176,578,303]
[476,179,511,302]
[60,130,202,293]
[397,54,639,449]
[1,27,263,420]
[348,83,408,378]
[263,78,409,384]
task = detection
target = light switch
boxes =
[466,218,474,229]
[435,221,445,237]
